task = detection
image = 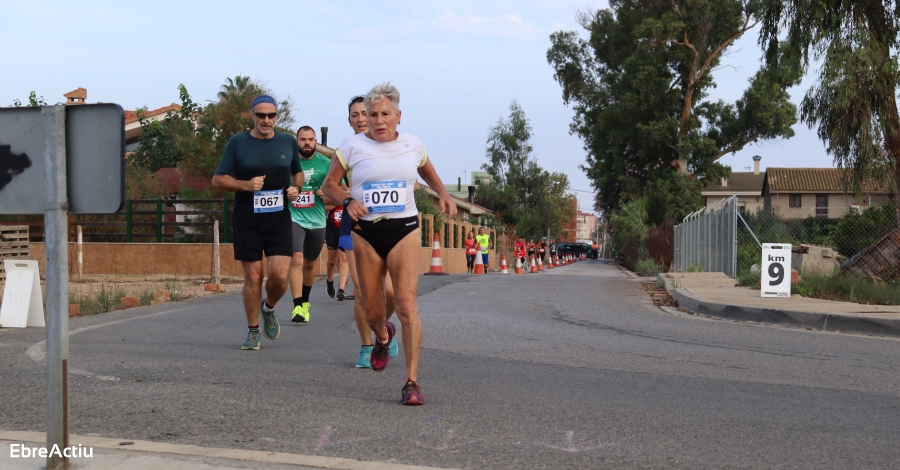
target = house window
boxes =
[816,194,828,216]
[789,194,802,208]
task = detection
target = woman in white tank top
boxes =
[323,82,456,406]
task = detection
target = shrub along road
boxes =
[1,261,898,469]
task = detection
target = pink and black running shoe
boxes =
[401,380,425,406]
[370,321,395,372]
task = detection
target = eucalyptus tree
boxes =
[761,0,900,225]
[548,0,798,216]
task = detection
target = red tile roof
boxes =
[766,168,888,193]
[125,104,182,124]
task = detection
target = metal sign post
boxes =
[0,103,124,470]
[43,105,69,470]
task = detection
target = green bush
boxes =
[833,204,896,258]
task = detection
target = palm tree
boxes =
[217,76,251,101]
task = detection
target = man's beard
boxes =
[299,146,315,158]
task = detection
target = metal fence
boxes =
[675,195,897,279]
[674,196,738,277]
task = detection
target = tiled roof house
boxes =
[763,168,890,218]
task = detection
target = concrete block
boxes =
[120,296,140,309]
[150,299,168,305]
[204,283,225,292]
[68,304,80,316]
[153,290,170,301]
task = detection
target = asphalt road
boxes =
[1,261,899,469]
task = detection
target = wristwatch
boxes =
[342,197,354,207]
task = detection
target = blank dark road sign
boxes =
[0,104,125,214]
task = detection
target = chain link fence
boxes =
[676,195,898,280]
[674,196,738,276]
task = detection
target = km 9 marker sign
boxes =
[761,243,792,298]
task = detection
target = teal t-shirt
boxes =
[289,152,331,229]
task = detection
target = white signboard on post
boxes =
[761,243,792,298]
[0,259,45,328]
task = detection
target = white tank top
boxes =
[336,132,428,221]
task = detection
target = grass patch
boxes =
[737,271,760,288]
[164,276,190,301]
[69,284,126,316]
[634,257,664,277]
[793,271,900,305]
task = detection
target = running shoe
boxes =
[389,337,399,358]
[401,380,425,406]
[326,281,336,298]
[336,289,345,301]
[241,329,261,350]
[370,321,395,372]
[291,302,310,323]
[260,300,280,340]
[355,345,373,368]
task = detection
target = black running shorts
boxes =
[233,218,293,261]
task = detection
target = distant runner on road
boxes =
[288,126,331,323]
[211,95,303,350]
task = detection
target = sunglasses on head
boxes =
[348,95,365,106]
[253,112,277,120]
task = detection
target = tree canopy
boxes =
[130,77,295,191]
[547,0,798,219]
[477,101,576,240]
[761,0,900,225]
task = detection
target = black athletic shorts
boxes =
[325,222,339,250]
[233,217,293,261]
[352,216,419,260]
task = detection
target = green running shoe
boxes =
[260,300,280,340]
[241,329,261,350]
[355,345,373,368]
[291,302,310,323]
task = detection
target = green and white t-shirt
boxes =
[289,151,331,229]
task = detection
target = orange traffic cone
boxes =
[537,257,543,271]
[424,232,448,275]
[529,258,537,273]
[555,256,561,267]
[473,251,486,274]
[515,258,523,274]
[547,256,554,269]
[500,254,509,274]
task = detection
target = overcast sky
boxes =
[1,0,832,213]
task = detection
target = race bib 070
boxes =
[292,190,315,209]
[253,189,284,213]
[362,181,407,214]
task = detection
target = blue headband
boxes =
[251,95,277,109]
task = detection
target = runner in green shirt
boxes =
[288,126,332,323]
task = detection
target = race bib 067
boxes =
[362,181,407,214]
[254,189,284,213]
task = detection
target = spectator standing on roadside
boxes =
[211,95,302,350]
[464,230,478,274]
